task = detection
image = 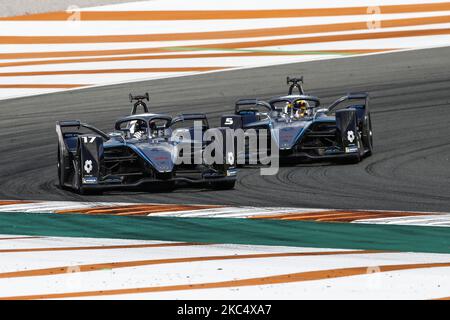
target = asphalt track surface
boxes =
[1,47,450,212]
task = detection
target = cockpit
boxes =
[270,97,320,121]
[116,116,172,140]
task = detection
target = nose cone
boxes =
[272,123,306,150]
[138,143,175,172]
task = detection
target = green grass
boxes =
[1,212,449,253]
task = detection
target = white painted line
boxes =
[355,214,450,227]
[82,0,450,12]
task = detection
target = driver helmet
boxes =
[131,120,148,139]
[284,102,294,117]
[139,120,148,131]
[149,121,158,138]
[294,100,310,118]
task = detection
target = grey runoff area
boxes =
[0,0,149,17]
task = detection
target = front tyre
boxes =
[362,113,374,157]
[158,181,176,192]
[144,181,176,193]
[57,145,64,188]
[73,153,85,194]
[210,179,236,190]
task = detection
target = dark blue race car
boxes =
[221,77,373,163]
[56,94,237,194]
